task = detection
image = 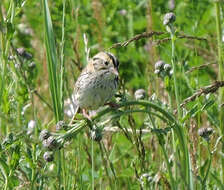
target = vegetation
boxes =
[0,0,224,189]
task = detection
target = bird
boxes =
[65,52,119,120]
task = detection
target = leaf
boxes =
[201,99,215,111]
[0,157,9,180]
[43,0,63,122]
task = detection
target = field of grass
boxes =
[0,0,224,189]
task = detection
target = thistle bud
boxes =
[163,12,176,26]
[198,127,213,141]
[164,64,172,71]
[135,89,146,100]
[154,69,160,75]
[27,120,36,135]
[56,120,66,131]
[90,128,102,142]
[155,60,165,70]
[16,47,32,60]
[43,151,54,162]
[42,136,58,150]
[39,129,51,141]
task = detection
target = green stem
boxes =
[91,138,94,190]
[170,30,181,118]
[215,0,224,184]
[148,113,176,190]
[201,142,212,189]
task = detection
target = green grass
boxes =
[0,0,224,189]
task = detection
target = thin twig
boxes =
[109,31,207,49]
[153,37,171,45]
[154,35,207,46]
[178,34,207,41]
[180,81,224,108]
[108,31,165,49]
[185,62,216,74]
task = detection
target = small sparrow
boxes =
[65,52,119,119]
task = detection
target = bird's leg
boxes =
[104,102,120,109]
[69,106,80,125]
[82,108,92,120]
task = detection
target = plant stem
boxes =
[215,0,224,184]
[148,112,176,190]
[201,142,212,189]
[170,31,181,118]
[91,138,94,190]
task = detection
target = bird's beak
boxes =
[110,67,119,76]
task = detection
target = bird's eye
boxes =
[104,61,109,66]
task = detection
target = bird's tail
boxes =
[64,94,79,118]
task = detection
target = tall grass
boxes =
[215,0,224,184]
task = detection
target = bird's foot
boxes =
[82,109,92,121]
[105,102,120,109]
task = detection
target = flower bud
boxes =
[169,69,173,76]
[119,9,127,16]
[42,136,58,150]
[164,64,172,71]
[135,89,146,100]
[16,47,32,60]
[28,62,36,69]
[39,129,51,141]
[56,120,66,131]
[198,127,213,141]
[155,60,165,70]
[163,12,176,26]
[154,69,160,75]
[27,120,36,135]
[90,128,102,142]
[43,151,54,162]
